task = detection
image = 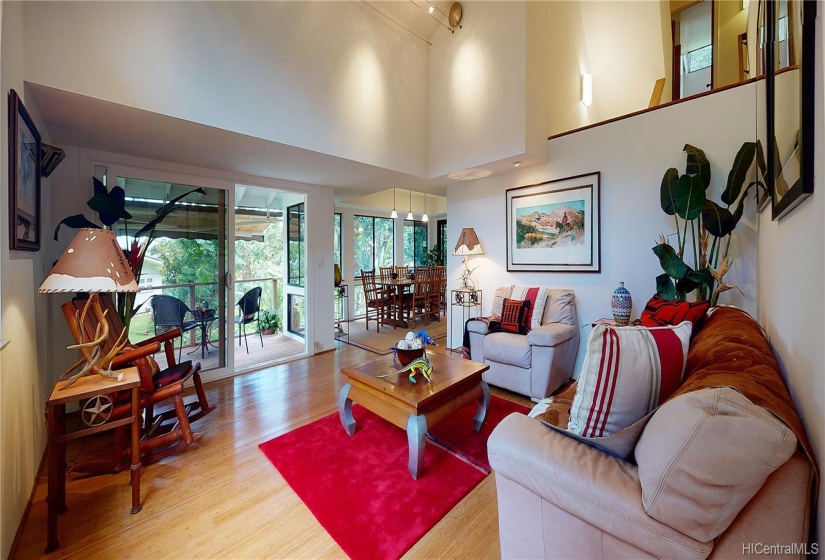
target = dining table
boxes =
[375,277,414,329]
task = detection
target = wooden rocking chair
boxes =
[61,294,216,471]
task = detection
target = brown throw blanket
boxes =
[672,306,814,463]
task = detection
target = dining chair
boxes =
[401,267,431,327]
[427,265,444,322]
[236,287,263,353]
[151,295,199,362]
[361,270,393,332]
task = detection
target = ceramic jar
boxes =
[611,282,632,325]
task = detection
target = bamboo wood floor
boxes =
[155,333,306,373]
[12,342,532,559]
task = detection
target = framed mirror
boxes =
[766,0,817,220]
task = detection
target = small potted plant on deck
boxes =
[259,310,282,335]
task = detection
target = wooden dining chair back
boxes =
[379,266,395,285]
[62,295,215,471]
[428,265,444,321]
[360,270,393,332]
[407,267,432,326]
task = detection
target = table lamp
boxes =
[453,227,483,290]
[39,228,139,388]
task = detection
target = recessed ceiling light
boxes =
[513,161,522,168]
[428,5,435,14]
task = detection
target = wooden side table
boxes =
[45,368,142,552]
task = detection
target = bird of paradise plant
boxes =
[653,142,765,305]
[55,177,204,330]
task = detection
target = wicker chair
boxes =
[235,287,263,353]
[150,295,198,362]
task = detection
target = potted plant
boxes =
[259,309,281,335]
[653,142,765,305]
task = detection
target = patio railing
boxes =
[133,276,280,346]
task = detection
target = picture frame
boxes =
[765,0,817,220]
[506,172,600,273]
[8,89,42,251]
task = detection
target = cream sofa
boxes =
[488,307,816,559]
[467,288,579,401]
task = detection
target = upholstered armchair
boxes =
[467,288,579,401]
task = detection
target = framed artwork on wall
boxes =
[8,89,42,251]
[506,172,600,273]
[765,0,817,220]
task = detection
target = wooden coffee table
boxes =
[338,348,490,479]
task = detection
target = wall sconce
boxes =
[582,73,593,107]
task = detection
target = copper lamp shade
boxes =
[39,228,138,294]
[453,228,484,256]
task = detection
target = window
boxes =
[353,215,394,277]
[287,202,304,287]
[686,44,712,73]
[403,220,428,267]
[334,213,342,270]
[437,220,448,266]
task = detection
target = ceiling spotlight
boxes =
[513,161,522,168]
[428,5,434,14]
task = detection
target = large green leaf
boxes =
[722,142,756,205]
[686,267,714,290]
[653,243,690,280]
[53,214,100,241]
[702,200,736,237]
[656,273,676,300]
[660,168,679,216]
[675,174,706,220]
[133,187,206,239]
[684,144,711,188]
[87,189,132,225]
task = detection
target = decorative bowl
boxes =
[396,347,425,366]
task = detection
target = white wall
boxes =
[21,1,429,177]
[579,1,670,124]
[756,8,824,543]
[447,83,760,370]
[429,1,528,177]
[0,3,54,556]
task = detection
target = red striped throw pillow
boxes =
[500,298,531,335]
[568,322,692,438]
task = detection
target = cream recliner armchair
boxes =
[467,288,579,401]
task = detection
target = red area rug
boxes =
[259,395,528,560]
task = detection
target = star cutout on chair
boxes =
[82,395,113,427]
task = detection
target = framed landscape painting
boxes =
[8,89,41,251]
[506,172,600,273]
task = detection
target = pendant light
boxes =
[390,188,398,219]
[406,190,414,220]
[422,193,429,222]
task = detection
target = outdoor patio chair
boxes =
[236,286,263,353]
[151,295,198,362]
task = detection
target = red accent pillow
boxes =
[640,296,709,330]
[500,298,531,335]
